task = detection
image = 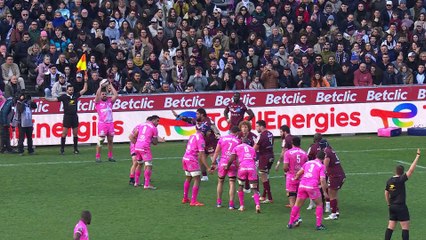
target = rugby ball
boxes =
[100,79,109,87]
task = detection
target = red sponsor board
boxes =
[32,86,426,114]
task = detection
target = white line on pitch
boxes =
[269,172,394,179]
[396,160,426,169]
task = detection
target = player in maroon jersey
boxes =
[224,92,254,130]
[306,133,323,210]
[319,139,346,220]
[254,120,275,203]
[172,108,221,181]
[274,125,293,207]
[238,121,258,193]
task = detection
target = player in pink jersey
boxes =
[211,126,241,209]
[94,83,118,163]
[224,92,254,129]
[238,121,258,193]
[288,151,328,231]
[128,142,137,185]
[227,139,261,213]
[173,108,221,181]
[129,115,165,189]
[73,210,91,240]
[182,125,211,206]
[283,136,308,208]
[306,133,323,210]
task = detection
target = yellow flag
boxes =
[76,53,87,72]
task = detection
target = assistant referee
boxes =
[46,75,88,154]
[384,149,420,240]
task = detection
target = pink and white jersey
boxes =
[284,147,308,176]
[217,134,241,164]
[299,159,326,189]
[134,122,158,150]
[95,99,113,123]
[232,143,257,169]
[73,220,89,240]
[183,132,205,159]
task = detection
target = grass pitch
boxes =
[1,134,425,239]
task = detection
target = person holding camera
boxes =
[15,93,37,155]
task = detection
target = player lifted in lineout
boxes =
[181,125,212,206]
[227,138,261,213]
[211,126,241,209]
[172,108,220,181]
[94,82,118,162]
[129,115,165,189]
[288,151,328,231]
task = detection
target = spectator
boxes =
[119,80,139,95]
[311,72,330,88]
[15,93,37,155]
[157,82,176,93]
[336,64,354,86]
[354,63,373,86]
[43,65,61,97]
[383,64,403,85]
[414,64,426,84]
[51,74,68,98]
[187,67,208,91]
[249,75,264,90]
[294,67,311,88]
[4,75,22,99]
[399,64,414,84]
[1,55,24,90]
[260,63,279,89]
[234,69,251,90]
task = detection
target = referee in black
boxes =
[385,148,420,240]
[46,75,88,154]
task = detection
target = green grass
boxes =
[1,134,426,239]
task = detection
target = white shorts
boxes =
[185,171,202,177]
[137,160,153,166]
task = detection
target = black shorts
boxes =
[389,204,410,221]
[258,155,274,173]
[63,115,79,129]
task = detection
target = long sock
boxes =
[191,185,199,203]
[135,170,141,186]
[316,206,324,227]
[238,191,244,207]
[108,151,113,158]
[244,180,250,190]
[61,137,65,149]
[217,198,222,206]
[130,173,135,178]
[144,169,152,187]
[202,170,207,176]
[73,137,78,150]
[96,153,100,159]
[183,180,190,199]
[330,199,337,213]
[325,200,330,210]
[264,181,272,200]
[385,228,393,240]
[229,200,234,208]
[253,192,260,206]
[402,230,409,240]
[289,205,300,224]
[262,182,268,198]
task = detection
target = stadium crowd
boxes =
[0,0,426,98]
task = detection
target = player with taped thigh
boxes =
[129,115,165,189]
[128,142,137,185]
[283,136,308,208]
[95,83,118,162]
[211,126,241,209]
[227,139,261,213]
[254,120,275,204]
[181,125,211,206]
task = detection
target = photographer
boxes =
[15,93,37,155]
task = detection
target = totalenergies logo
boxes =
[158,111,196,136]
[370,103,417,128]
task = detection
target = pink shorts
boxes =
[297,187,321,200]
[286,175,300,193]
[98,122,114,137]
[218,164,237,178]
[135,148,152,162]
[182,157,200,172]
[237,168,258,182]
